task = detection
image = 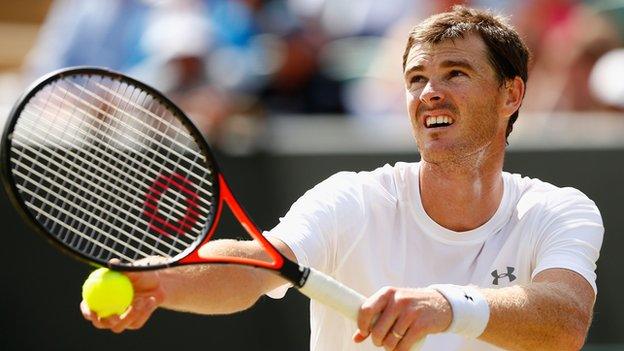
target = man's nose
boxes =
[419,80,445,104]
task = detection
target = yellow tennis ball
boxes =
[82,268,134,318]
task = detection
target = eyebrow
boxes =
[440,59,476,71]
[404,59,477,76]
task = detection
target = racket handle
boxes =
[298,267,424,350]
[299,267,365,320]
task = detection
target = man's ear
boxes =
[501,76,525,118]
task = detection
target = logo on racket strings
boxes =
[143,172,199,236]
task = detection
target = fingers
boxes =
[355,287,393,342]
[81,263,166,333]
[80,300,96,322]
[354,287,432,351]
[389,314,427,351]
[127,297,159,329]
[381,316,411,350]
[81,295,160,333]
[110,296,159,333]
[357,287,409,347]
[81,300,121,330]
[370,300,401,347]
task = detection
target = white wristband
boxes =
[429,284,490,338]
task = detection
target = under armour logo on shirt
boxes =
[491,267,517,285]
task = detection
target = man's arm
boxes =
[479,268,594,351]
[81,238,296,333]
[355,268,594,351]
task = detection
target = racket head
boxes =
[1,66,223,271]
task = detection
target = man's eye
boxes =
[410,75,426,84]
[449,70,466,78]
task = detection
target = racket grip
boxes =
[299,267,365,320]
[298,267,424,350]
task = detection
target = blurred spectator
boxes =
[589,48,624,110]
[23,0,151,82]
[22,0,258,152]
[518,0,622,112]
[587,0,624,39]
[202,0,344,114]
[130,0,240,149]
[287,0,420,38]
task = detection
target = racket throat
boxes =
[279,259,310,288]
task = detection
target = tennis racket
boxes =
[1,67,423,350]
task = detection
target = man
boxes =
[82,6,603,351]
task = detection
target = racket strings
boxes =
[39,82,214,196]
[62,82,207,172]
[18,78,207,260]
[9,73,217,265]
[20,102,209,222]
[12,80,176,260]
[90,81,200,155]
[14,82,204,238]
[10,145,194,250]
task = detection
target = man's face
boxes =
[404,34,509,164]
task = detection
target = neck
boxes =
[419,148,505,232]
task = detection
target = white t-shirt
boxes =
[265,162,604,351]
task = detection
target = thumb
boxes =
[352,329,369,343]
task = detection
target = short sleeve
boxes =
[264,172,366,298]
[532,188,604,293]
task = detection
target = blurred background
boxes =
[0,0,623,350]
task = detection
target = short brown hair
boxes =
[403,5,530,139]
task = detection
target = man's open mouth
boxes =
[425,116,455,128]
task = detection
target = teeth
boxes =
[425,116,454,127]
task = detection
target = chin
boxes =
[419,147,457,164]
[419,141,477,164]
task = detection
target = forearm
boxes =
[478,282,592,351]
[157,240,288,315]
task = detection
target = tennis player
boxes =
[82,6,603,351]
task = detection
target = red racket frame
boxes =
[179,174,285,270]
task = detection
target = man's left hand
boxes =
[353,286,452,351]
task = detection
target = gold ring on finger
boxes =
[392,330,404,339]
